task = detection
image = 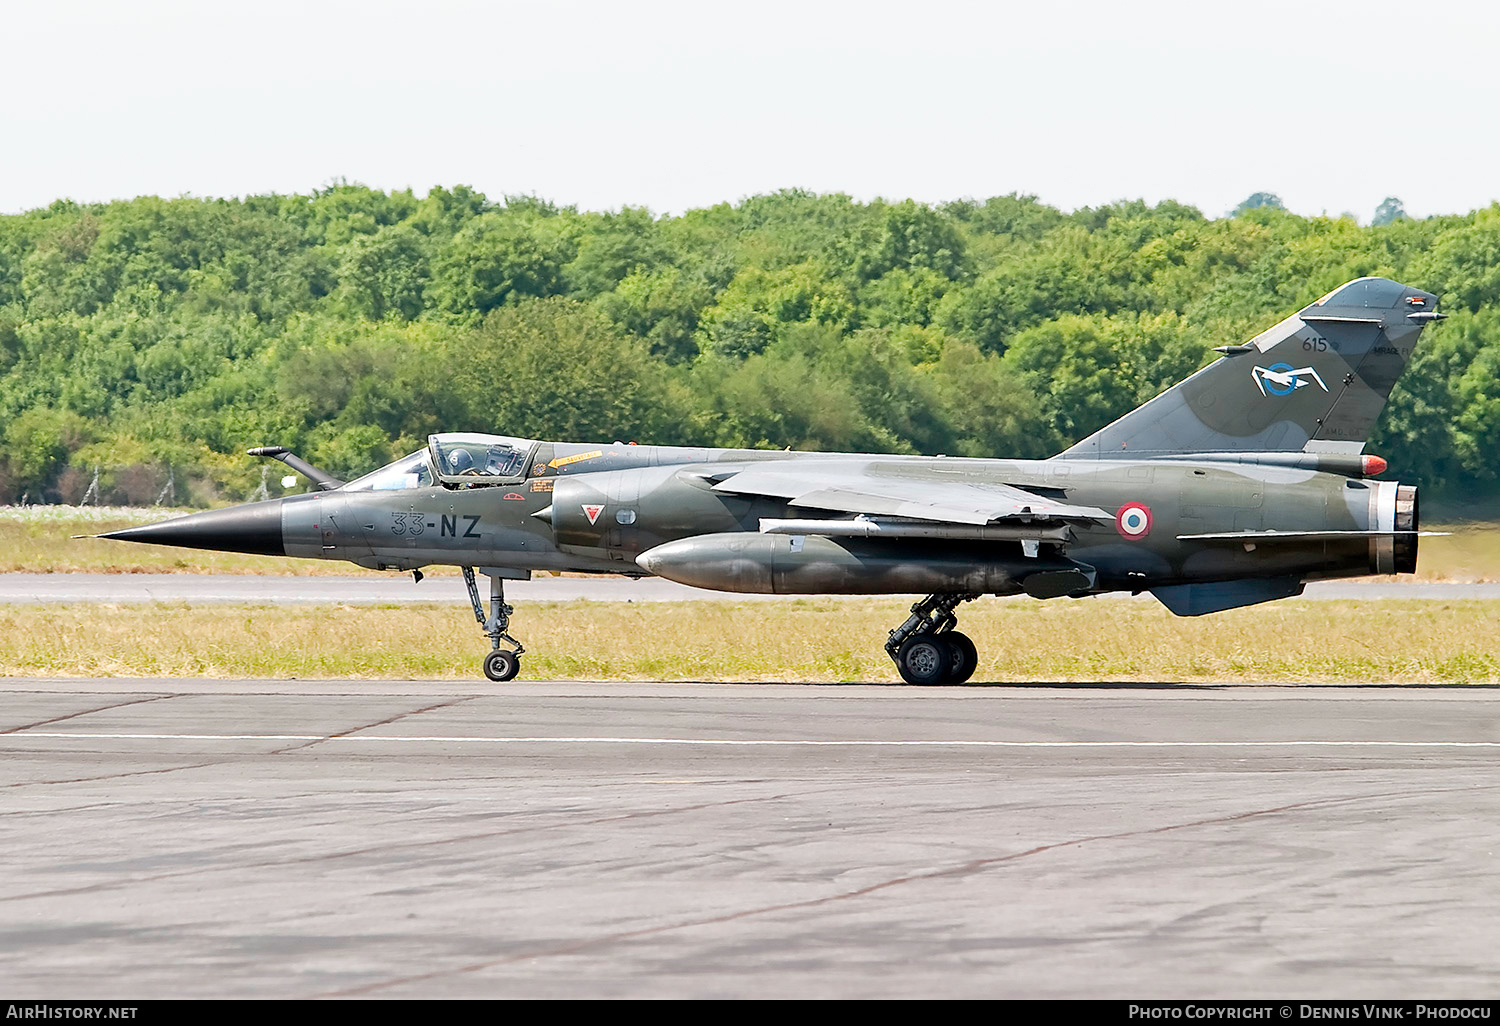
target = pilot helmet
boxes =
[445,448,475,473]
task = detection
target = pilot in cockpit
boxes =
[445,448,476,474]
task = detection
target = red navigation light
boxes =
[1362,454,1388,477]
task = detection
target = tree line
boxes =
[1,184,1497,507]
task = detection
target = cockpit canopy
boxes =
[342,433,537,491]
[429,433,535,482]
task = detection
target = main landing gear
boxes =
[885,593,981,685]
[464,566,526,682]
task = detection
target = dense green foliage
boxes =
[0,185,1495,506]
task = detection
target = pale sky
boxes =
[2,0,1496,220]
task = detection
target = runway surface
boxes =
[3,678,1499,998]
[4,572,1500,604]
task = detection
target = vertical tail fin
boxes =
[1055,277,1443,459]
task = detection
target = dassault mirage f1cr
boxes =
[103,277,1444,683]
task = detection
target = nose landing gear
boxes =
[885,593,981,685]
[464,566,525,681]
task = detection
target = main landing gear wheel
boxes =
[943,631,978,686]
[896,634,952,685]
[464,566,526,682]
[885,593,982,685]
[483,649,520,682]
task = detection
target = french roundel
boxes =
[1115,502,1152,539]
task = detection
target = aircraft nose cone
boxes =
[100,499,286,557]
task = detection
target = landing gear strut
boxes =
[464,566,525,681]
[885,593,980,685]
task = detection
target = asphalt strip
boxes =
[6,731,1500,747]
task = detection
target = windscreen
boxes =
[343,450,435,491]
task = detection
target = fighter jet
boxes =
[101,276,1445,683]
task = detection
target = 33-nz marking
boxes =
[391,512,480,538]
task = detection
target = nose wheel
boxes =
[483,649,520,682]
[464,566,525,681]
[886,594,980,685]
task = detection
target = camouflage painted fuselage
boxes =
[272,440,1412,603]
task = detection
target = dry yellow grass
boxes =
[1409,526,1500,581]
[2,597,1496,683]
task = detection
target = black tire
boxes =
[943,631,978,685]
[896,634,952,685]
[483,649,520,682]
